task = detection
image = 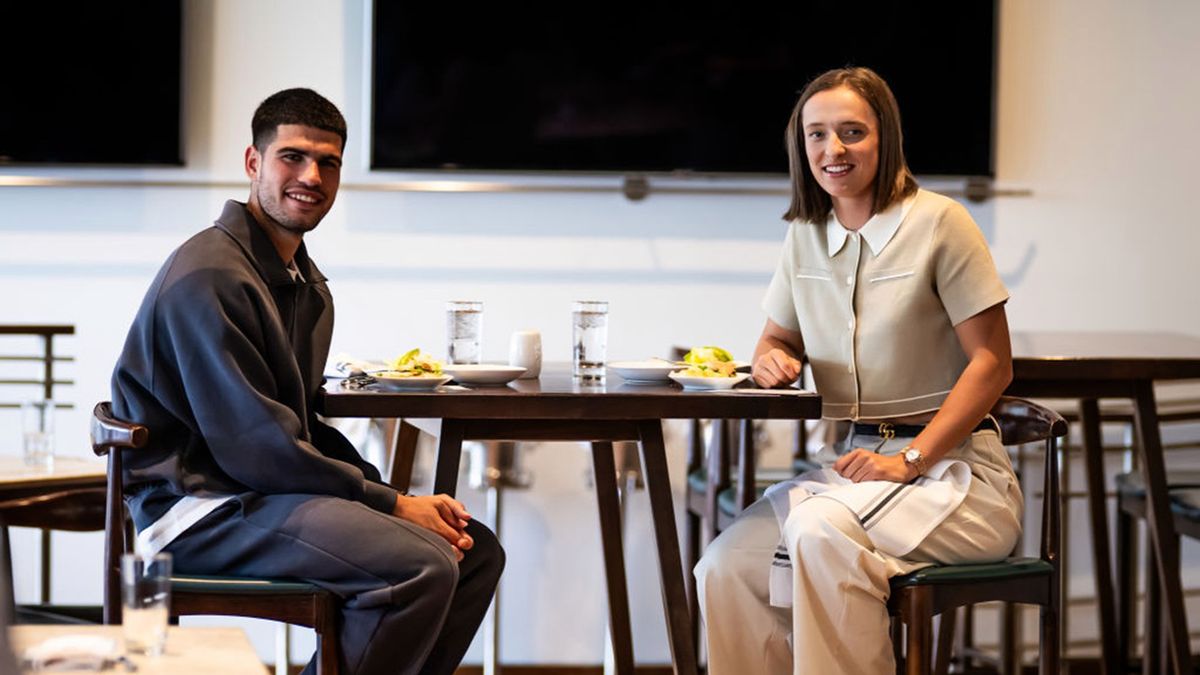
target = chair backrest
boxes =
[0,324,74,414]
[90,401,149,624]
[991,396,1069,565]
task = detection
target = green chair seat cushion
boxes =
[890,557,1052,587]
[687,468,709,494]
[1116,469,1200,496]
[1116,471,1200,522]
[171,575,326,595]
[1167,488,1200,522]
[717,486,768,516]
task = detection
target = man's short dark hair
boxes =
[251,88,348,151]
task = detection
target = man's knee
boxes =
[463,520,505,582]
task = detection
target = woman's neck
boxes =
[832,196,874,232]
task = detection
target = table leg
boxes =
[1079,398,1121,675]
[637,421,698,675]
[591,441,635,675]
[434,420,465,497]
[1130,381,1191,675]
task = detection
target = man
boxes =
[111,88,503,675]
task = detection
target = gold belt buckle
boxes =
[878,422,895,440]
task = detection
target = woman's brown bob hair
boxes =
[783,67,918,224]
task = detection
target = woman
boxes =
[694,67,1021,674]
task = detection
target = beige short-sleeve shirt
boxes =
[763,189,1008,420]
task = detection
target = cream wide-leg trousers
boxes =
[694,429,1022,675]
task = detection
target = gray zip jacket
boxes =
[112,200,398,530]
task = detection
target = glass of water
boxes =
[446,301,484,364]
[121,552,171,656]
[572,301,609,380]
[21,399,55,470]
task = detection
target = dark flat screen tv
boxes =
[0,3,183,166]
[371,1,996,177]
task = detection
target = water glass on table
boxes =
[121,552,171,657]
[446,300,483,364]
[21,399,56,470]
[572,301,609,380]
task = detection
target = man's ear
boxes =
[245,145,260,181]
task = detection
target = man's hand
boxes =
[393,494,474,560]
[752,348,802,388]
[833,449,916,483]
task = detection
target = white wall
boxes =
[2,0,1199,666]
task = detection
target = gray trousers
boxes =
[165,492,504,675]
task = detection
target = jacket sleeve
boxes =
[153,267,399,515]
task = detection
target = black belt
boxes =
[852,417,995,439]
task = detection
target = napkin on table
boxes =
[21,635,120,671]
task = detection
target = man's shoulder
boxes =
[148,227,263,311]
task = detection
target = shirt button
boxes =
[845,275,854,286]
[848,363,855,374]
[847,319,854,329]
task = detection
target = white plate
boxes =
[443,364,527,385]
[372,374,452,391]
[668,371,752,391]
[608,360,678,383]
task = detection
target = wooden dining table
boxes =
[0,456,107,610]
[319,364,821,675]
[1009,331,1200,675]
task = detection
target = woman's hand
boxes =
[833,449,915,483]
[393,493,474,560]
[752,348,803,388]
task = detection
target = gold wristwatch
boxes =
[902,446,927,476]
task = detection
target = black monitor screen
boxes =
[0,3,183,166]
[371,1,995,176]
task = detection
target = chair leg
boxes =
[1144,529,1162,675]
[999,601,1018,675]
[933,609,955,675]
[1039,602,1059,675]
[1116,494,1137,671]
[318,626,340,675]
[685,509,701,664]
[905,589,934,675]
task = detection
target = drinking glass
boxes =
[21,399,56,470]
[446,301,483,364]
[121,553,171,656]
[572,301,609,380]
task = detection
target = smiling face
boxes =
[245,123,343,239]
[801,86,880,218]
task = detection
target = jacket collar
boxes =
[213,200,328,286]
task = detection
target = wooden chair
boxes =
[1115,468,1200,674]
[91,402,341,675]
[888,397,1067,675]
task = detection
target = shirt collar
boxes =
[825,192,918,258]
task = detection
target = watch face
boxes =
[905,449,921,463]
